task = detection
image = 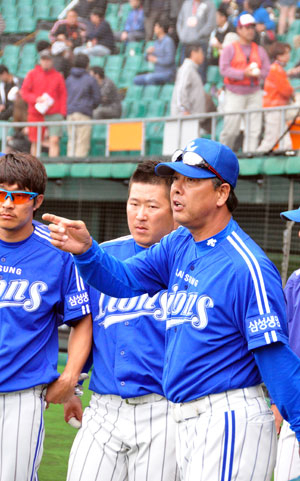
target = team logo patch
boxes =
[67,291,89,309]
[207,238,217,247]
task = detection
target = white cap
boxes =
[51,41,68,56]
[237,13,256,27]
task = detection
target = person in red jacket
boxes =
[21,47,67,157]
[257,42,294,152]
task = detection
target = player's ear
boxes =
[216,183,230,207]
[33,194,44,212]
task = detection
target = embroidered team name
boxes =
[67,291,89,309]
[175,269,199,286]
[0,265,22,275]
[0,279,47,311]
[248,315,281,334]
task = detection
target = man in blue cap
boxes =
[43,138,300,481]
[271,207,300,481]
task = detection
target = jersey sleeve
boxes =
[74,233,173,298]
[57,253,91,324]
[234,255,288,350]
[284,270,300,357]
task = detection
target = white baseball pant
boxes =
[0,386,45,481]
[274,420,300,481]
[171,384,277,481]
[67,392,180,481]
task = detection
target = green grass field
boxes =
[38,366,92,481]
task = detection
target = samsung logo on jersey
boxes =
[0,279,48,311]
[0,265,22,275]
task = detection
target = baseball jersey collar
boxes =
[195,217,234,256]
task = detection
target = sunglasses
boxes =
[171,149,225,184]
[0,188,39,205]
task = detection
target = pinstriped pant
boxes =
[67,393,180,481]
[173,385,277,481]
[0,386,45,481]
[274,420,300,481]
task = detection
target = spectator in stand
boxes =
[75,0,107,22]
[171,45,206,116]
[51,41,73,79]
[0,65,22,121]
[66,54,100,157]
[278,0,298,36]
[134,19,176,86]
[235,0,276,45]
[177,0,216,82]
[115,0,145,43]
[219,13,270,152]
[143,0,170,41]
[74,8,115,57]
[21,45,67,157]
[90,66,122,119]
[168,0,185,43]
[50,9,86,49]
[257,42,294,153]
[208,4,235,65]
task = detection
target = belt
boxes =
[125,393,165,405]
[171,385,264,423]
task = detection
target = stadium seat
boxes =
[19,16,37,33]
[89,56,106,67]
[106,3,120,16]
[2,46,20,72]
[90,124,107,156]
[35,29,50,42]
[17,5,34,15]
[105,15,119,31]
[119,69,137,88]
[21,43,38,61]
[34,4,51,20]
[119,55,143,87]
[50,4,65,19]
[160,83,174,102]
[128,101,147,118]
[142,85,162,101]
[206,65,223,88]
[121,99,132,118]
[145,100,166,117]
[145,122,164,155]
[120,2,132,19]
[4,18,19,34]
[105,54,124,71]
[2,5,17,17]
[105,68,121,85]
[138,57,155,73]
[125,84,144,101]
[125,41,144,55]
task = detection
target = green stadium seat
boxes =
[90,124,107,156]
[128,100,146,118]
[18,0,33,5]
[18,5,34,15]
[145,99,166,117]
[105,68,121,85]
[4,17,19,34]
[125,41,144,55]
[89,56,106,67]
[120,2,131,18]
[106,3,119,16]
[139,58,155,73]
[2,5,17,16]
[3,45,21,60]
[160,83,174,101]
[118,54,143,87]
[125,84,144,100]
[206,65,223,87]
[35,29,50,42]
[145,122,164,155]
[142,85,162,101]
[21,43,38,61]
[50,4,65,18]
[105,54,124,71]
[19,16,37,33]
[121,99,132,118]
[118,69,136,88]
[34,4,51,19]
[105,15,120,31]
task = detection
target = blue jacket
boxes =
[124,7,144,32]
[66,67,101,117]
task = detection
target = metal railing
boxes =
[1,103,299,157]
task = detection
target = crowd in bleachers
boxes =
[0,0,300,157]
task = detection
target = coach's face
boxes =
[0,183,44,242]
[127,182,174,248]
[171,173,230,242]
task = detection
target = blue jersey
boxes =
[89,235,167,398]
[0,222,90,392]
[74,218,288,403]
[284,269,300,358]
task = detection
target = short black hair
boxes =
[217,4,229,17]
[90,66,105,78]
[36,40,51,52]
[91,7,105,18]
[155,18,169,33]
[129,160,172,194]
[248,0,261,11]
[212,178,238,212]
[185,44,203,58]
[0,65,9,75]
[74,53,89,69]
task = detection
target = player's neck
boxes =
[190,212,232,243]
[0,223,34,243]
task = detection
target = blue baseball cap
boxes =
[155,138,240,188]
[280,208,300,222]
